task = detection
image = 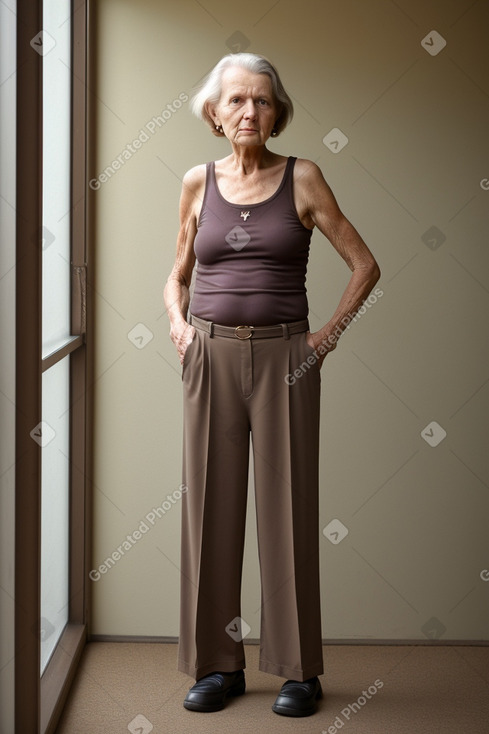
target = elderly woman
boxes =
[164,52,380,717]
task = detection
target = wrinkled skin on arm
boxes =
[164,165,205,364]
[293,159,381,367]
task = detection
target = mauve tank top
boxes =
[190,156,313,326]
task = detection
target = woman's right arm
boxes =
[164,165,205,364]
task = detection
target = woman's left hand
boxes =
[306,330,336,369]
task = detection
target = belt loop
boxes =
[281,323,290,340]
[209,321,214,338]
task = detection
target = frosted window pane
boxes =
[42,0,71,352]
[40,357,70,674]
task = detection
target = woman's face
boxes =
[211,66,278,147]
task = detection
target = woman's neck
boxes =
[225,145,277,175]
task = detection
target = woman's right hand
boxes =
[170,321,196,365]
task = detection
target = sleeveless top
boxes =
[190,156,313,326]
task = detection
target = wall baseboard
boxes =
[88,634,488,646]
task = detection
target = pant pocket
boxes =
[302,331,316,357]
[182,330,198,379]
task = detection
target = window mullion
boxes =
[41,334,84,372]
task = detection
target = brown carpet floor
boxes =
[55,642,489,733]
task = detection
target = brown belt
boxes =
[189,314,309,340]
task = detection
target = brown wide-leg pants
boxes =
[178,314,324,682]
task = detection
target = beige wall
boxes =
[90,0,489,642]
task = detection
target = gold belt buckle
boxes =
[235,325,253,339]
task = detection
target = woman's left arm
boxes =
[296,160,381,363]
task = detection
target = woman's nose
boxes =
[242,100,257,118]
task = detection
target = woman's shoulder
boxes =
[293,158,331,194]
[182,163,207,189]
[293,157,324,183]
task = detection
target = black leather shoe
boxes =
[272,676,323,717]
[183,670,245,712]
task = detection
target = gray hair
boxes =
[190,53,294,137]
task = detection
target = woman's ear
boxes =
[205,101,219,127]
